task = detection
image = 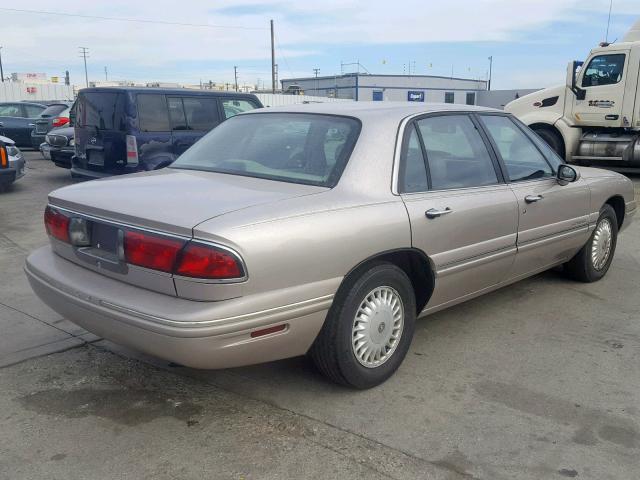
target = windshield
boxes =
[171,113,361,187]
[76,92,126,130]
[39,104,68,118]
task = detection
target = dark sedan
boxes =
[41,126,74,169]
[31,103,72,149]
[0,102,47,148]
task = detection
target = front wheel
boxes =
[310,262,416,389]
[565,204,618,282]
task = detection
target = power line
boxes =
[0,7,268,30]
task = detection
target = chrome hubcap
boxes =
[591,218,613,271]
[352,286,404,368]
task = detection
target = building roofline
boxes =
[281,73,488,84]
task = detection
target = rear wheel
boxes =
[565,204,618,282]
[533,126,565,159]
[310,262,416,389]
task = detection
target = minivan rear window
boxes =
[76,92,125,130]
[171,113,361,187]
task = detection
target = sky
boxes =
[0,1,638,90]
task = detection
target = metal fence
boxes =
[0,82,75,102]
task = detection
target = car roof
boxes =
[0,101,46,107]
[78,87,258,98]
[249,101,503,123]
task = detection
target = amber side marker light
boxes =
[0,141,7,169]
[250,324,287,338]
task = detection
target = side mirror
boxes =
[566,61,586,100]
[557,164,579,185]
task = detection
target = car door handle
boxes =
[425,208,453,219]
[524,194,543,203]
[28,123,35,127]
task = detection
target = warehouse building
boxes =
[281,73,488,104]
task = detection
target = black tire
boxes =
[565,204,618,282]
[533,126,565,159]
[310,262,416,389]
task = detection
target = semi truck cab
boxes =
[505,19,640,167]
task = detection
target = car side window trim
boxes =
[474,112,556,184]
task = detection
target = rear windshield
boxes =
[39,104,68,118]
[76,92,126,130]
[171,113,361,187]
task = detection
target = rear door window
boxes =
[416,115,499,190]
[25,105,45,117]
[182,97,220,131]
[137,94,171,132]
[399,125,428,193]
[167,97,188,130]
[221,98,259,119]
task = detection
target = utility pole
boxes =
[270,19,276,93]
[487,56,493,91]
[79,47,89,87]
[313,68,320,94]
[0,46,4,82]
[234,66,238,92]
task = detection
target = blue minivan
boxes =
[71,87,262,178]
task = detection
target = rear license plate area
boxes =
[91,222,119,254]
[87,151,104,166]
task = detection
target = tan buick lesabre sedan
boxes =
[25,103,636,388]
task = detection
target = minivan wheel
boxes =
[565,204,618,282]
[310,262,416,389]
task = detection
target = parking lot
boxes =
[0,151,639,479]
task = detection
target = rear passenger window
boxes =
[480,115,553,182]
[222,99,258,119]
[416,115,498,190]
[399,126,428,193]
[168,97,188,130]
[182,97,220,131]
[137,94,170,132]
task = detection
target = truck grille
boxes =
[45,134,69,147]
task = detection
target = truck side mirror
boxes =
[566,61,586,100]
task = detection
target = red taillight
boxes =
[126,135,139,165]
[44,206,70,243]
[175,243,244,279]
[52,117,69,127]
[124,230,185,273]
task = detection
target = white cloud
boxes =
[0,0,636,84]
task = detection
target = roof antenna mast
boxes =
[605,0,613,43]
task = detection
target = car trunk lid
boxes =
[48,168,326,237]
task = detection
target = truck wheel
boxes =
[565,204,618,282]
[533,126,565,159]
[310,262,416,389]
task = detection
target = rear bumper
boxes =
[0,168,16,186]
[31,133,46,149]
[25,246,331,369]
